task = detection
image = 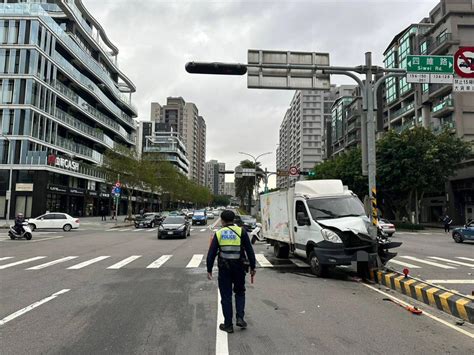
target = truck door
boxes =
[293,199,313,257]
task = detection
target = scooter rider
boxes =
[14,212,25,235]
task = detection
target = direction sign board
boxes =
[453,78,474,92]
[247,50,331,90]
[406,55,453,74]
[454,47,474,78]
[277,169,289,177]
[406,73,453,84]
[242,168,256,177]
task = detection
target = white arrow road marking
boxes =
[67,256,110,269]
[200,229,207,232]
[388,259,422,269]
[399,256,456,269]
[107,255,142,269]
[0,289,70,326]
[26,256,79,270]
[0,256,46,270]
[428,257,474,268]
[146,255,172,269]
[255,254,273,268]
[186,254,203,268]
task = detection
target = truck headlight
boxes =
[321,229,343,243]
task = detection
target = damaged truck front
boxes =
[260,180,401,277]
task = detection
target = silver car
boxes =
[378,218,396,236]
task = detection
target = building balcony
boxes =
[346,120,361,133]
[393,119,415,133]
[346,107,360,122]
[346,132,361,145]
[427,33,458,55]
[390,102,415,120]
[432,98,454,118]
[431,121,456,135]
[428,83,452,99]
[55,136,103,164]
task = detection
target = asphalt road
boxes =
[386,230,474,295]
[1,222,473,354]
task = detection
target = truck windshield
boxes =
[306,196,366,220]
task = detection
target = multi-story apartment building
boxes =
[0,1,139,218]
[138,121,189,175]
[276,88,337,189]
[205,159,225,195]
[151,98,206,186]
[382,0,474,223]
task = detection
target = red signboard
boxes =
[47,154,56,165]
[454,47,474,78]
[288,166,300,176]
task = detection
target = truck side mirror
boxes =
[297,212,310,226]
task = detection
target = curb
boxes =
[369,269,474,323]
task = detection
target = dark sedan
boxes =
[135,213,162,228]
[452,222,474,243]
[158,216,190,239]
[234,214,257,232]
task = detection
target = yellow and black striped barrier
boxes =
[369,269,474,323]
[371,187,378,226]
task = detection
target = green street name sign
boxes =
[406,55,454,74]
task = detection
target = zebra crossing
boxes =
[104,228,218,233]
[0,253,308,271]
[388,256,474,270]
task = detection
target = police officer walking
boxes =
[206,210,256,333]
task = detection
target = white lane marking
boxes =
[146,228,158,233]
[26,256,78,270]
[363,283,474,340]
[133,228,142,232]
[388,259,422,269]
[118,228,132,232]
[216,289,229,355]
[209,218,221,231]
[146,255,172,269]
[186,254,204,268]
[107,255,142,269]
[429,257,474,268]
[0,256,46,270]
[28,236,65,243]
[457,257,474,262]
[255,254,273,268]
[34,232,58,235]
[0,289,70,326]
[67,256,110,269]
[427,280,474,284]
[289,258,309,268]
[399,256,456,269]
[106,229,115,232]
[0,257,14,261]
[200,229,207,232]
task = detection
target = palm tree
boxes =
[235,160,264,213]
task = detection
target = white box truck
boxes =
[260,180,400,276]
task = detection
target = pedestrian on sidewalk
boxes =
[442,214,452,233]
[100,205,106,221]
[206,210,256,334]
[111,206,116,220]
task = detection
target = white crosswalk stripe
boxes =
[133,228,142,232]
[255,254,273,268]
[67,256,111,269]
[457,257,474,262]
[146,228,158,233]
[289,258,310,268]
[200,229,206,232]
[0,256,46,269]
[186,254,203,268]
[429,256,474,268]
[118,228,132,232]
[26,256,79,270]
[0,257,14,261]
[146,255,172,269]
[388,259,422,269]
[107,255,142,269]
[399,256,457,269]
[106,229,115,232]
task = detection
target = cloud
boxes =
[83,0,436,187]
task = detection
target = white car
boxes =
[28,212,80,232]
[378,218,396,236]
[207,212,215,219]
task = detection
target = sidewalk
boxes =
[77,215,134,228]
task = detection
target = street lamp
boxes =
[238,151,272,215]
[0,133,12,223]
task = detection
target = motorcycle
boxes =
[249,223,265,244]
[8,222,33,240]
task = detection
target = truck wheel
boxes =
[308,251,328,277]
[274,243,289,258]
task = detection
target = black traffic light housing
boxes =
[185,62,247,75]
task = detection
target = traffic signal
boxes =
[185,62,247,75]
[308,171,316,177]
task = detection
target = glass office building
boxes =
[0,1,139,218]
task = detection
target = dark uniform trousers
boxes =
[218,260,246,326]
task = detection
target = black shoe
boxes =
[219,323,234,333]
[236,317,247,328]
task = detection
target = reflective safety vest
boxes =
[216,226,243,260]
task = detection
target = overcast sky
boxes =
[83,0,436,187]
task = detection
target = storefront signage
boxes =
[48,185,67,193]
[16,183,34,192]
[48,154,80,172]
[87,190,98,197]
[99,192,110,198]
[70,188,85,195]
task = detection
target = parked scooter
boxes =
[8,222,33,240]
[249,223,264,244]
